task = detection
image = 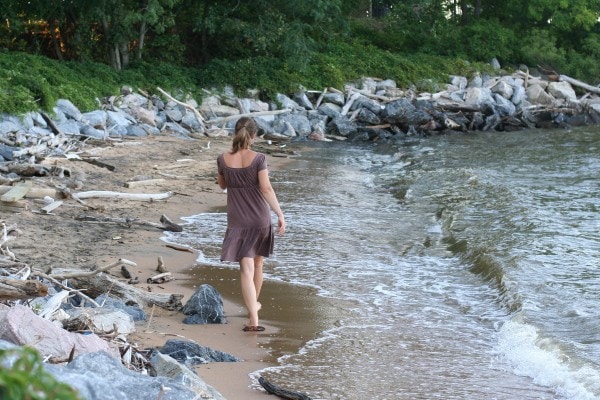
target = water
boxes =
[165,127,600,399]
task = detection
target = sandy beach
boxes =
[4,134,325,399]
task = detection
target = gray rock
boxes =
[57,120,83,136]
[356,108,381,125]
[49,351,202,400]
[526,84,555,105]
[464,87,494,107]
[181,284,226,324]
[95,294,147,321]
[0,144,17,161]
[327,115,358,137]
[0,119,25,134]
[293,91,314,110]
[159,339,240,366]
[165,108,184,122]
[107,110,134,127]
[149,351,226,400]
[322,92,345,106]
[317,103,342,119]
[276,93,302,110]
[548,81,577,101]
[126,124,149,137]
[180,110,203,131]
[80,125,106,139]
[82,110,108,129]
[278,113,312,136]
[56,99,83,121]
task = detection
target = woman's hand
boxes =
[277,214,286,235]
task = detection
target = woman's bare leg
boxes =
[254,255,264,304]
[240,257,259,327]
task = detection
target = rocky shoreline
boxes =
[1,65,599,400]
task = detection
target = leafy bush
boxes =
[517,28,567,73]
[0,347,81,400]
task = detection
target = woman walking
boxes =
[217,117,286,332]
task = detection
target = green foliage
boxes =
[455,19,517,63]
[516,28,567,71]
[0,347,81,400]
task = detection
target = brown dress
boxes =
[217,152,274,262]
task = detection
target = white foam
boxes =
[496,318,600,399]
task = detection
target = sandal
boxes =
[243,325,265,332]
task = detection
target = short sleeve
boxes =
[256,153,268,172]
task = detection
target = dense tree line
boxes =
[2,1,600,82]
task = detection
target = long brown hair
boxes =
[231,117,258,153]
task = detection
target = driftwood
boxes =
[146,272,173,284]
[157,86,206,129]
[258,377,312,400]
[40,200,63,214]
[0,181,32,202]
[0,277,48,300]
[35,272,100,307]
[165,243,194,253]
[124,178,165,188]
[207,109,292,126]
[5,164,51,177]
[77,157,116,171]
[0,185,64,200]
[559,74,600,95]
[48,266,183,310]
[72,190,174,201]
[75,214,183,232]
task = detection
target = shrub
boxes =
[0,347,81,400]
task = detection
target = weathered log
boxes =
[165,243,194,253]
[0,277,48,300]
[48,267,183,310]
[0,185,64,200]
[124,178,165,188]
[75,214,182,232]
[0,181,32,202]
[159,214,183,232]
[77,157,116,171]
[41,112,63,135]
[559,74,600,95]
[157,86,206,130]
[0,201,28,213]
[43,258,136,280]
[72,190,174,201]
[5,164,51,177]
[40,200,63,214]
[146,272,173,284]
[35,272,100,307]
[258,377,312,400]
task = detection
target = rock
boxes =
[55,99,83,122]
[48,351,206,400]
[327,115,358,137]
[526,84,555,105]
[548,81,577,101]
[63,307,135,335]
[158,339,240,366]
[181,284,226,324]
[149,351,227,400]
[0,304,119,361]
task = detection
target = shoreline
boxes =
[3,134,332,399]
[108,136,308,399]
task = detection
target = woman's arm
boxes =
[217,173,227,190]
[258,169,286,234]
